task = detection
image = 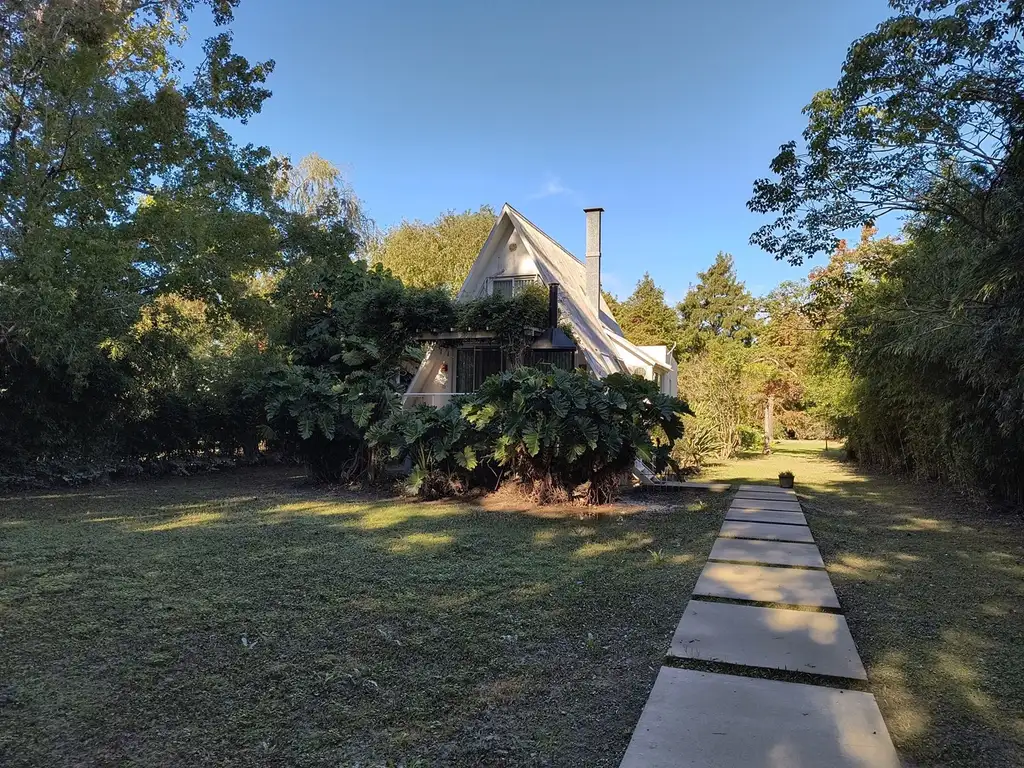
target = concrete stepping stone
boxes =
[618,668,898,767]
[731,498,803,513]
[694,562,840,608]
[725,508,807,525]
[719,521,815,543]
[709,538,824,568]
[739,484,796,495]
[667,601,867,679]
[734,492,799,502]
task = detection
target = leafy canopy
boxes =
[748,0,1024,264]
[368,206,496,292]
[609,273,680,354]
[1,0,279,371]
[677,253,757,353]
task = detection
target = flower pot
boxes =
[779,476,794,489]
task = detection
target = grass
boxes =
[698,440,1024,768]
[0,468,725,767]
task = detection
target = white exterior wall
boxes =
[462,229,540,299]
[405,346,455,407]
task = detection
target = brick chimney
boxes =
[584,207,603,314]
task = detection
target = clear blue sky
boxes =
[188,0,895,302]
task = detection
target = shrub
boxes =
[461,368,690,505]
[674,416,723,472]
[367,402,491,499]
[737,424,761,451]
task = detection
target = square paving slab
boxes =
[718,521,815,543]
[733,495,802,507]
[709,538,824,568]
[618,668,898,768]
[725,508,807,525]
[734,492,800,502]
[694,562,840,608]
[738,484,796,496]
[667,601,866,679]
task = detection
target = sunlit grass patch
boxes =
[136,511,225,532]
[0,466,726,767]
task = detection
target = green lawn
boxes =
[698,440,1024,768]
[0,469,725,767]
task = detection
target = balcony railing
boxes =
[402,392,467,408]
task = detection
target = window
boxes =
[491,276,539,298]
[456,347,505,391]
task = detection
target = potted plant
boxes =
[778,470,794,489]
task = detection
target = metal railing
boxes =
[402,392,466,408]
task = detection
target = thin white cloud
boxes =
[529,174,572,200]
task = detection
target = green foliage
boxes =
[809,218,1024,500]
[609,273,680,354]
[737,424,761,451]
[461,368,690,505]
[0,0,287,478]
[368,206,496,292]
[262,250,453,481]
[367,403,488,499]
[677,339,754,457]
[452,282,549,361]
[674,417,723,472]
[749,0,1024,264]
[677,253,757,354]
[750,0,1024,501]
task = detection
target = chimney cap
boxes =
[583,207,605,213]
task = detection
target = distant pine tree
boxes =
[677,253,757,353]
[610,273,680,356]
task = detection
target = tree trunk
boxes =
[763,394,775,454]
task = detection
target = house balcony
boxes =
[402,392,465,408]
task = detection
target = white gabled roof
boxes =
[456,204,670,377]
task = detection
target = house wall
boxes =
[461,229,540,299]
[639,346,679,396]
[404,345,454,406]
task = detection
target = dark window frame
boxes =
[455,346,507,392]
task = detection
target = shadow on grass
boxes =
[0,467,724,768]
[699,441,1024,768]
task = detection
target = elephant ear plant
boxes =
[367,402,490,499]
[460,367,691,505]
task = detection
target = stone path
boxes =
[619,484,900,768]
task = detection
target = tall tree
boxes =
[748,0,1024,265]
[611,273,679,353]
[0,0,290,470]
[275,152,376,253]
[0,0,278,373]
[368,206,495,291]
[676,253,757,353]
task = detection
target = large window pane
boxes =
[492,276,538,298]
[479,347,503,383]
[456,347,505,391]
[491,279,513,298]
[513,277,537,293]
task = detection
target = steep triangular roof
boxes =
[458,204,632,376]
